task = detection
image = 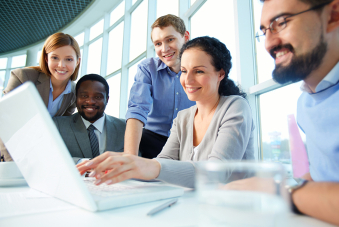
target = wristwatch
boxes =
[287,178,308,214]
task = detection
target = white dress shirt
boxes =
[81,113,107,155]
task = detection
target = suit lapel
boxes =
[36,72,50,107]
[105,115,117,151]
[71,113,93,158]
[55,92,76,116]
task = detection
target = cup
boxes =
[0,162,24,179]
[195,161,290,227]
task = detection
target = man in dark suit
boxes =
[53,74,125,164]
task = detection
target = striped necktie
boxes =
[87,124,100,158]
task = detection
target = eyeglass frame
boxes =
[255,0,334,42]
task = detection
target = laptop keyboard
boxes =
[84,178,153,197]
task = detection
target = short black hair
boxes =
[179,36,246,98]
[76,74,109,97]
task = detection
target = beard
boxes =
[271,34,327,84]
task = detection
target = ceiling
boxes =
[0,0,94,54]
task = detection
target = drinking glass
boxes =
[195,161,290,227]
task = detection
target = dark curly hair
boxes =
[179,36,246,98]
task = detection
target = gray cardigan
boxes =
[155,95,255,188]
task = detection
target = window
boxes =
[190,0,237,83]
[75,32,85,47]
[106,74,121,118]
[253,0,275,83]
[0,70,5,97]
[107,22,124,75]
[157,0,178,17]
[90,19,104,41]
[87,38,103,74]
[36,50,42,65]
[129,0,148,61]
[76,49,84,82]
[11,55,26,68]
[127,58,145,103]
[0,58,7,69]
[110,1,125,26]
[259,82,306,176]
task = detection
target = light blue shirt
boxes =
[125,57,196,137]
[47,79,72,117]
[297,62,339,181]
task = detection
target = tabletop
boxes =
[0,185,337,227]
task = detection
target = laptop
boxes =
[0,82,184,211]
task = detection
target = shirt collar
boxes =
[156,57,168,71]
[81,113,106,133]
[49,79,72,94]
[300,62,339,93]
[156,57,181,76]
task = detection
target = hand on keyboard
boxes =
[77,152,161,186]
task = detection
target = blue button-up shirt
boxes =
[47,79,72,117]
[126,57,196,137]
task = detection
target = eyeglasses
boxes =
[255,0,333,42]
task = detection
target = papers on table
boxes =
[0,189,76,219]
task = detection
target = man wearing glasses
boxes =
[259,0,339,225]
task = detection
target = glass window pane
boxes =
[107,22,124,75]
[37,50,42,65]
[127,58,145,103]
[11,55,27,68]
[110,1,125,26]
[0,71,5,98]
[253,0,275,83]
[0,71,5,88]
[129,0,148,61]
[77,49,83,82]
[259,82,306,177]
[0,58,7,69]
[87,38,103,74]
[90,19,104,41]
[157,0,178,17]
[190,0,238,83]
[106,74,121,118]
[74,32,85,47]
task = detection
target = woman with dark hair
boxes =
[77,36,254,188]
[1,32,81,161]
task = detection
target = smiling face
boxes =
[152,25,189,73]
[180,48,225,103]
[46,45,79,83]
[76,80,108,123]
[261,0,328,83]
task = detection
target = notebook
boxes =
[0,82,184,211]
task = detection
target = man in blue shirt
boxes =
[125,14,195,158]
[260,0,339,224]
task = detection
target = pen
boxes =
[147,198,178,216]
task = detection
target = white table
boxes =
[0,185,336,227]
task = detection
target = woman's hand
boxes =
[76,152,161,185]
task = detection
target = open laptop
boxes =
[0,82,184,211]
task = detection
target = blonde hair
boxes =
[31,32,81,81]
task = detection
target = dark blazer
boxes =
[0,67,76,161]
[53,113,126,163]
